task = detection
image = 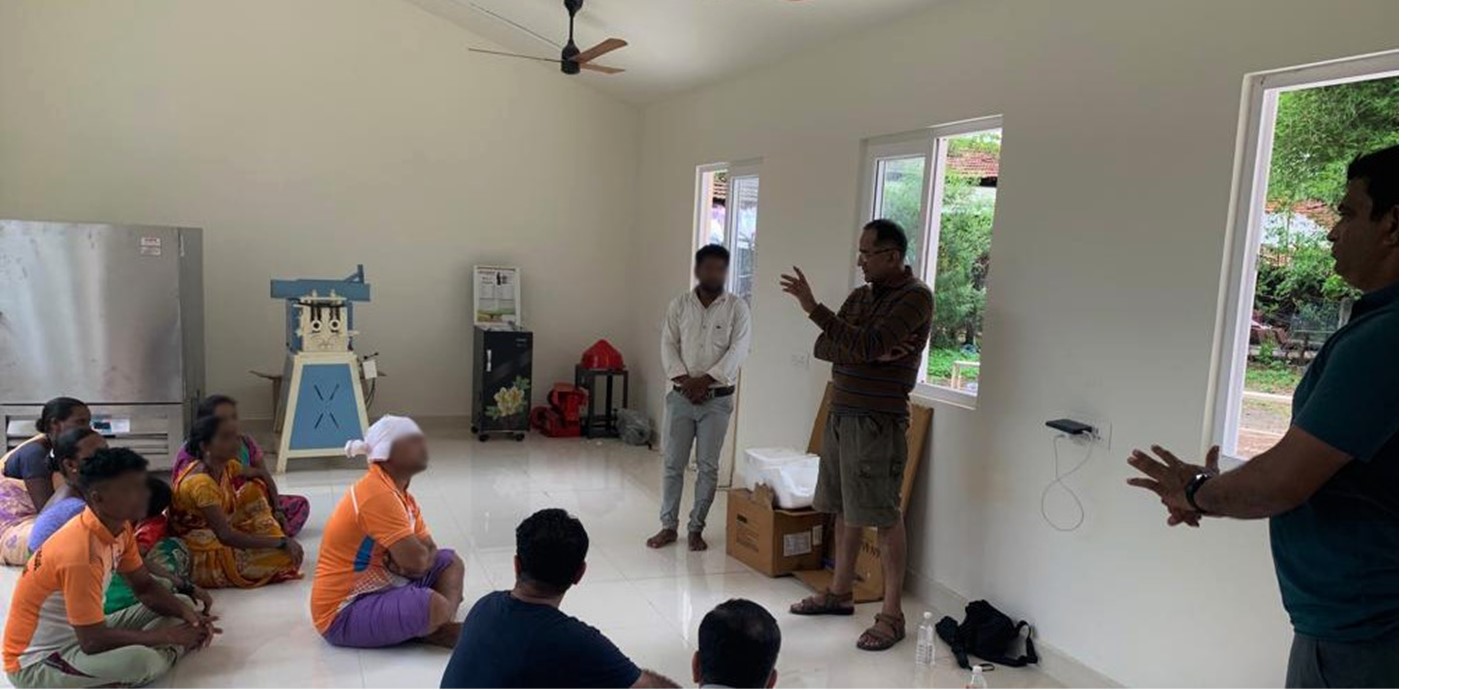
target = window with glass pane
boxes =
[1223,75,1397,459]
[694,164,760,304]
[924,130,1001,396]
[729,175,759,303]
[873,156,927,268]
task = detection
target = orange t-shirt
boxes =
[2,507,143,672]
[309,463,431,634]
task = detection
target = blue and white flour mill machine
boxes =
[270,265,372,472]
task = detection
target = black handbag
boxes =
[935,600,1038,669]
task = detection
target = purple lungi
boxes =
[323,548,457,648]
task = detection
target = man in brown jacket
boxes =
[779,219,934,651]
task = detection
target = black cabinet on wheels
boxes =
[471,327,532,442]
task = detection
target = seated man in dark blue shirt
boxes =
[1126,145,1398,689]
[693,599,781,689]
[440,509,679,689]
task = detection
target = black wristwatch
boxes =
[1185,471,1215,515]
[276,537,289,550]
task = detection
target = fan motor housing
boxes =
[560,44,581,74]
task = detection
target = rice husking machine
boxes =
[270,265,375,472]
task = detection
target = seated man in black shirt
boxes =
[693,600,781,689]
[440,509,679,689]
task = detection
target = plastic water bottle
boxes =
[965,665,989,689]
[915,611,937,666]
[912,664,936,689]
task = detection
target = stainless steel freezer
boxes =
[1,220,205,467]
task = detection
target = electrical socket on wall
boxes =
[790,352,810,370]
[1053,412,1113,450]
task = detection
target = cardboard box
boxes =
[793,532,888,603]
[726,484,827,577]
[793,382,932,603]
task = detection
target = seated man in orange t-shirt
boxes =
[3,447,218,689]
[310,416,465,648]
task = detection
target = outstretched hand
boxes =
[779,267,817,314]
[1126,445,1220,526]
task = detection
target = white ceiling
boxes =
[404,0,952,104]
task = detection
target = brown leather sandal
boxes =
[856,612,906,651]
[789,589,855,616]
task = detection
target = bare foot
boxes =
[422,621,462,649]
[646,529,678,549]
[687,532,708,552]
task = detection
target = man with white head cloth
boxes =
[310,415,466,649]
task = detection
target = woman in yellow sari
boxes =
[171,415,304,588]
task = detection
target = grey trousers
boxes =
[659,389,733,533]
[1285,631,1398,688]
[7,599,188,689]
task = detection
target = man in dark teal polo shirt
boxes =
[1127,145,1398,688]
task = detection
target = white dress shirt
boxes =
[662,288,752,387]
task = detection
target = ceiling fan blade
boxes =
[467,47,559,64]
[579,63,625,75]
[572,38,628,64]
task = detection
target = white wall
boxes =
[0,0,640,418]
[629,1,1397,686]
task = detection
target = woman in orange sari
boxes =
[171,415,303,588]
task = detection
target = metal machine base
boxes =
[276,352,369,473]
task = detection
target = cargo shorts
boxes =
[812,411,908,528]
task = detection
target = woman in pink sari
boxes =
[172,395,309,536]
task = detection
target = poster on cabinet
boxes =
[473,265,521,329]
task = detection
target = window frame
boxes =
[859,137,937,282]
[1209,50,1398,463]
[858,115,1004,407]
[693,162,728,253]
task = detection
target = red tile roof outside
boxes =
[1266,198,1338,228]
[946,149,1001,180]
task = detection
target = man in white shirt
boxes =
[648,245,752,552]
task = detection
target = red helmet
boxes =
[580,340,624,370]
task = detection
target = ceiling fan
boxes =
[468,0,627,75]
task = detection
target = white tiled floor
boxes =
[1,429,1060,688]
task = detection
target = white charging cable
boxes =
[1042,433,1095,532]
